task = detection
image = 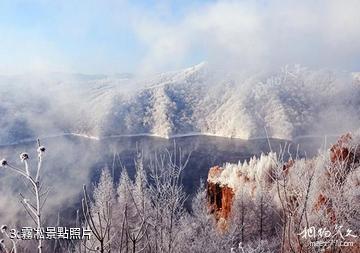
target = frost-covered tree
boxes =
[178,182,233,253]
[251,190,278,241]
[81,168,116,253]
[230,189,255,244]
[115,155,151,253]
[149,87,176,137]
[146,148,189,253]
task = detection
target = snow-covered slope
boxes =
[0,63,359,144]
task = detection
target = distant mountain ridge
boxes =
[0,63,359,144]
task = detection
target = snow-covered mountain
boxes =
[0,63,359,144]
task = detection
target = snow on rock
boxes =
[207,152,278,225]
[208,152,278,195]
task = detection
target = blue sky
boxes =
[0,0,209,74]
[0,0,359,75]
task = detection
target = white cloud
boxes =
[130,0,360,73]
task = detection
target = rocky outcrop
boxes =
[207,165,235,231]
[206,134,360,250]
[207,180,234,221]
[206,154,278,231]
[207,134,359,222]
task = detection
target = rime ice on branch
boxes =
[1,139,47,253]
